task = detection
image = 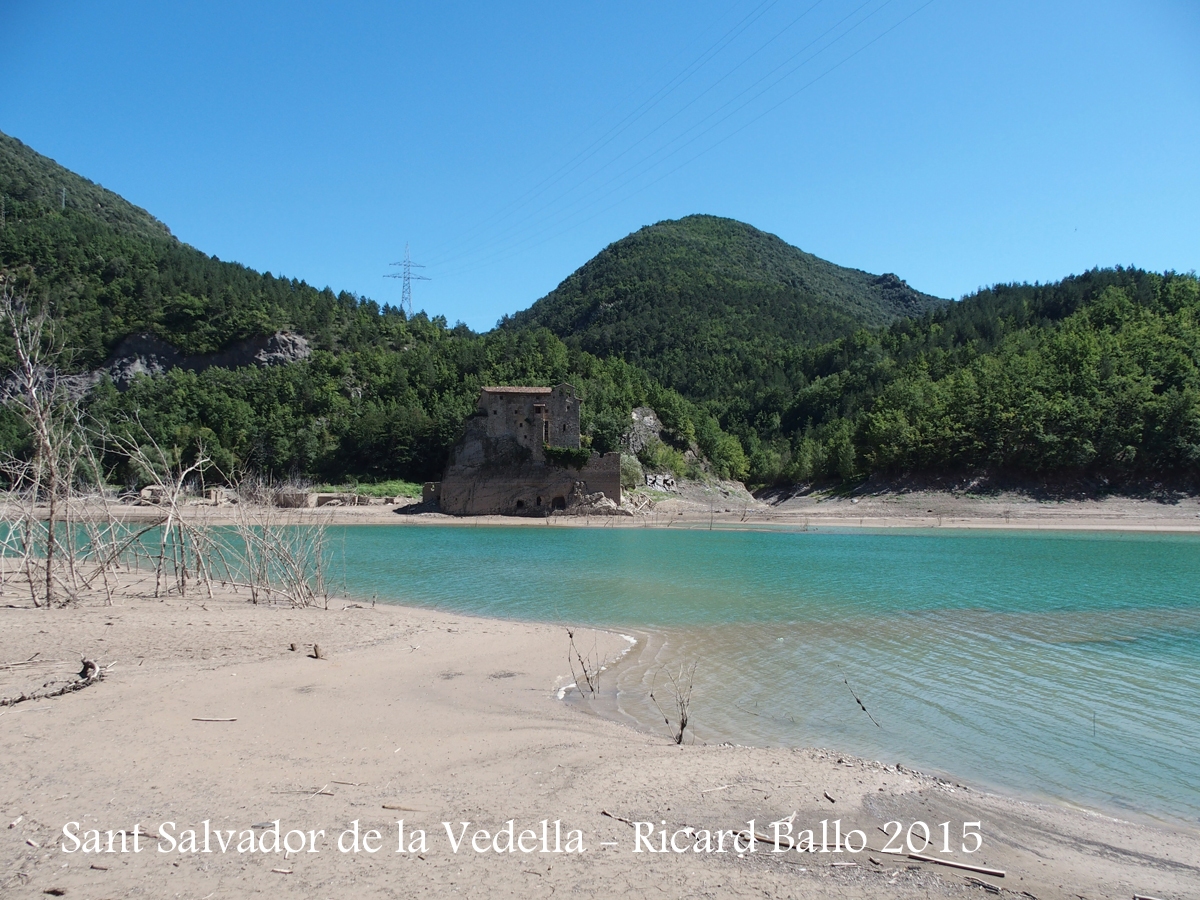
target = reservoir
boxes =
[334,524,1200,824]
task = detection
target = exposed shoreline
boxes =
[88,485,1200,534]
[1,576,1196,899]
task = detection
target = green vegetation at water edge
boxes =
[311,479,424,499]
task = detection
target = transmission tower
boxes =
[384,243,430,318]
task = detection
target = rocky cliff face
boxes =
[100,331,311,389]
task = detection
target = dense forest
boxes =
[0,131,748,486]
[505,215,945,406]
[3,130,1200,491]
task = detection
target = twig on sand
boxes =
[600,810,636,827]
[700,784,731,793]
[966,876,1001,893]
[823,790,836,803]
[382,804,422,812]
[271,786,334,797]
[745,829,794,850]
[192,717,237,722]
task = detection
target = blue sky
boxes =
[2,1,1198,330]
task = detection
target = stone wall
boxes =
[477,383,580,462]
[439,383,620,516]
[439,411,620,515]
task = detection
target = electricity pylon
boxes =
[385,243,430,318]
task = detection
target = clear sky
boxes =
[2,1,1198,330]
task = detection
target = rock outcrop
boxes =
[101,331,311,389]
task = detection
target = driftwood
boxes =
[906,851,1005,878]
[0,657,104,707]
[382,804,422,812]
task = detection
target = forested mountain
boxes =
[0,130,749,484]
[739,267,1200,486]
[0,130,401,365]
[3,129,1199,493]
[504,214,945,402]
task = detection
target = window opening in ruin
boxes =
[543,420,549,442]
[515,499,525,510]
[552,496,566,510]
[536,496,542,506]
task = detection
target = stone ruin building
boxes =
[433,384,621,516]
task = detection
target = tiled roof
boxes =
[480,386,553,394]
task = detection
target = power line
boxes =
[429,0,891,277]
[433,0,903,278]
[421,0,783,268]
[436,0,939,283]
[384,243,430,318]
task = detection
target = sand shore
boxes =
[97,485,1200,533]
[1,577,1196,899]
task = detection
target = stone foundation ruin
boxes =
[436,384,622,516]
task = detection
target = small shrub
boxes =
[637,436,687,479]
[620,453,644,489]
[544,444,592,470]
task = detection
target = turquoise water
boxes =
[335,524,1200,824]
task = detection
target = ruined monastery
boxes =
[434,384,621,516]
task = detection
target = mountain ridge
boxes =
[507,214,944,338]
[503,214,946,401]
[0,131,173,244]
[5,129,1200,492]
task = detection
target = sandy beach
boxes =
[1,572,1197,900]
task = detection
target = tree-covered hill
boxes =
[5,129,1200,493]
[0,129,407,365]
[738,267,1200,487]
[0,130,749,484]
[503,214,946,400]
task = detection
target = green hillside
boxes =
[504,214,946,401]
[762,266,1200,488]
[4,129,1200,493]
[0,130,404,365]
[0,131,748,484]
